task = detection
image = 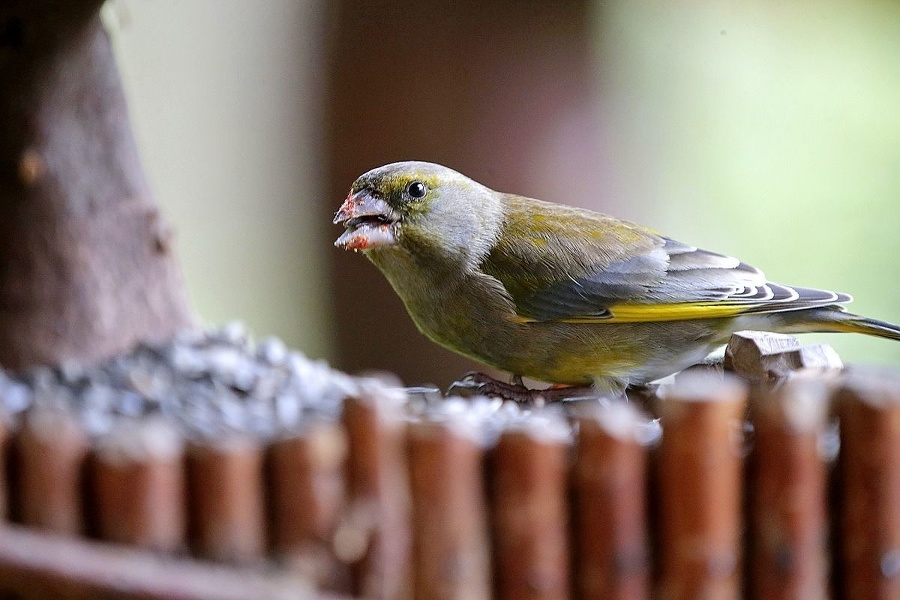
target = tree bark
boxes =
[0,1,193,370]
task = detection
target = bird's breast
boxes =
[368,249,522,364]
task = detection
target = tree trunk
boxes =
[0,1,193,370]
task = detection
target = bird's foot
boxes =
[446,372,596,404]
[446,372,531,402]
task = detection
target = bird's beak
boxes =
[333,190,399,251]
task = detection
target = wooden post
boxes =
[748,373,831,599]
[492,415,571,600]
[835,367,900,600]
[408,417,492,600]
[340,387,412,599]
[91,418,186,552]
[268,421,350,591]
[187,435,267,564]
[655,372,747,600]
[14,409,90,534]
[572,402,650,600]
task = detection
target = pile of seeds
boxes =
[0,323,667,447]
[0,323,361,440]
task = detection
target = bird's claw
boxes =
[446,372,596,404]
[446,371,532,401]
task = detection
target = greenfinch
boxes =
[333,161,900,394]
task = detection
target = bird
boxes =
[333,161,900,397]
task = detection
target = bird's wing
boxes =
[481,195,849,324]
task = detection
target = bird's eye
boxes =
[406,181,427,199]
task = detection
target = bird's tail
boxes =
[780,308,900,342]
[828,314,900,341]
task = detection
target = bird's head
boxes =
[333,161,503,266]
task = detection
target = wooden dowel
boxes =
[655,372,747,600]
[492,415,571,600]
[268,421,350,590]
[91,418,187,552]
[835,367,900,600]
[748,373,831,600]
[187,434,267,564]
[14,409,89,535]
[572,402,650,600]
[408,417,492,600]
[340,387,412,599]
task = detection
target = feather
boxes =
[481,198,851,324]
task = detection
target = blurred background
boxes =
[106,0,900,388]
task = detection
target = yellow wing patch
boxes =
[515,302,752,324]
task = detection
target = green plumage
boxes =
[333,161,900,392]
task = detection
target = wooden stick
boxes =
[725,331,841,384]
[407,418,491,600]
[835,367,900,600]
[91,418,187,552]
[748,373,831,599]
[655,371,747,600]
[14,409,90,534]
[572,402,650,600]
[268,421,350,591]
[492,415,571,600]
[340,386,412,599]
[0,523,341,600]
[187,434,267,564]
